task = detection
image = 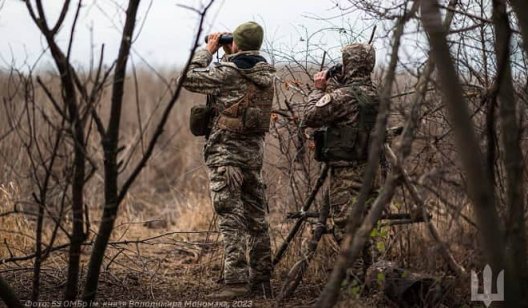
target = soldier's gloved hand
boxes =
[207,32,222,54]
[313,71,327,90]
[225,166,243,189]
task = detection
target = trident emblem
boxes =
[471,264,504,307]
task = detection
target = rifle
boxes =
[273,163,329,266]
[277,189,331,301]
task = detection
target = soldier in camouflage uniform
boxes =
[301,43,377,280]
[182,22,274,299]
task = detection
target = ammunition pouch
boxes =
[313,86,378,162]
[189,104,213,137]
[313,125,369,162]
[216,82,273,134]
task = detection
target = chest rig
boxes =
[313,85,379,162]
[216,81,274,134]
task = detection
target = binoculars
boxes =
[326,64,343,79]
[204,34,233,45]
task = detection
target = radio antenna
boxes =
[368,25,377,44]
[319,50,327,71]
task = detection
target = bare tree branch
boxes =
[82,0,142,302]
[420,0,505,288]
[117,0,216,203]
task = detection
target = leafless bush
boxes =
[1,0,528,307]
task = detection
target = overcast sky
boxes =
[0,0,386,71]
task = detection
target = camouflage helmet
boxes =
[341,43,375,80]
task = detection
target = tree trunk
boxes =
[420,0,505,290]
[492,0,527,305]
[64,134,86,300]
[82,1,141,302]
[40,31,86,304]
[23,1,88,300]
[44,38,87,304]
[509,0,528,56]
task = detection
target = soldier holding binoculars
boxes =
[301,43,378,281]
[182,22,275,299]
[182,16,379,297]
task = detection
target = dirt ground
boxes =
[1,223,373,308]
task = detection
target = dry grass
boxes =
[0,183,33,258]
[0,67,489,306]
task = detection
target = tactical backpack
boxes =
[314,86,379,162]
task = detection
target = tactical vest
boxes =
[314,86,379,162]
[216,81,274,134]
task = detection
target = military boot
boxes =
[249,280,273,299]
[206,283,249,300]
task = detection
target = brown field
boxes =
[3,0,528,306]
[0,66,493,307]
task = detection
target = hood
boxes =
[227,51,276,88]
[340,43,375,83]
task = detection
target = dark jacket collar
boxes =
[228,51,267,69]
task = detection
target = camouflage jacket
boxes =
[302,43,376,129]
[302,77,377,128]
[302,43,377,166]
[183,48,276,169]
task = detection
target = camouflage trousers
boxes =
[208,165,272,285]
[329,164,373,276]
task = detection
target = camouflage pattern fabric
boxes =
[182,49,274,285]
[331,165,374,282]
[301,43,377,274]
[208,165,272,284]
[183,48,275,169]
[329,165,364,240]
[341,43,375,83]
[301,42,377,224]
